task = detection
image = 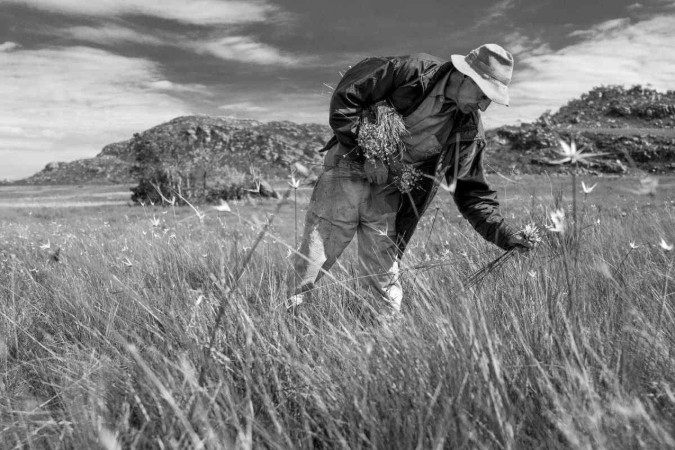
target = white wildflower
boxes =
[659,238,673,252]
[212,200,231,212]
[549,139,607,165]
[547,209,566,233]
[581,181,597,194]
[288,175,301,189]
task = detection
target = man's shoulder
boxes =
[403,53,445,64]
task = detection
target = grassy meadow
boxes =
[0,174,674,448]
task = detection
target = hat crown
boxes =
[465,44,513,86]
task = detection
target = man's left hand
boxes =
[505,231,534,253]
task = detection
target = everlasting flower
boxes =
[659,238,673,252]
[629,241,639,249]
[288,175,301,189]
[150,216,161,227]
[547,209,566,233]
[549,139,607,165]
[581,181,597,194]
[520,223,542,247]
[212,200,231,212]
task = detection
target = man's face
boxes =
[454,76,491,113]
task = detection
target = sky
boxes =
[1,0,674,180]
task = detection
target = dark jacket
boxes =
[324,53,515,255]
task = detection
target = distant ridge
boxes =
[15,85,675,185]
[16,116,332,185]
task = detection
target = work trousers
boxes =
[290,156,403,311]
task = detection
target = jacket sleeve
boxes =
[452,143,517,250]
[329,56,418,150]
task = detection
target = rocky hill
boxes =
[18,116,332,185]
[15,85,675,185]
[486,85,675,174]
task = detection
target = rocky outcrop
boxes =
[487,85,675,175]
[18,116,332,185]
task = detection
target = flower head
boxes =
[547,209,566,233]
[581,181,597,194]
[659,238,673,252]
[520,223,542,247]
[288,175,301,189]
[212,199,231,212]
[549,139,607,165]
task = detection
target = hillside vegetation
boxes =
[18,116,330,185]
[489,85,675,174]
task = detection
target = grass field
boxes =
[1,174,674,448]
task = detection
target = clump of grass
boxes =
[0,177,674,448]
[357,104,422,192]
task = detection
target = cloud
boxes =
[64,25,165,46]
[483,14,675,128]
[192,36,304,66]
[5,0,276,25]
[217,91,329,124]
[0,41,20,52]
[0,45,191,179]
[568,18,631,38]
[474,0,515,28]
[219,102,270,113]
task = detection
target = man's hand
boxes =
[505,231,534,253]
[364,159,388,184]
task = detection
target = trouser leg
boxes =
[357,181,402,311]
[291,212,356,296]
[288,165,360,302]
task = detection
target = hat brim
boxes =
[451,54,510,106]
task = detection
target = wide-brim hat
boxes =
[450,43,513,106]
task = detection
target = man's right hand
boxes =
[364,159,388,184]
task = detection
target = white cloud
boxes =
[5,0,276,25]
[474,0,515,28]
[0,41,20,52]
[217,91,328,124]
[193,36,304,66]
[0,45,190,179]
[484,15,675,128]
[219,102,269,113]
[147,80,207,93]
[568,18,631,38]
[64,25,165,45]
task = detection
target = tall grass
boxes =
[0,178,673,448]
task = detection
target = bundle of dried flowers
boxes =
[357,104,422,192]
